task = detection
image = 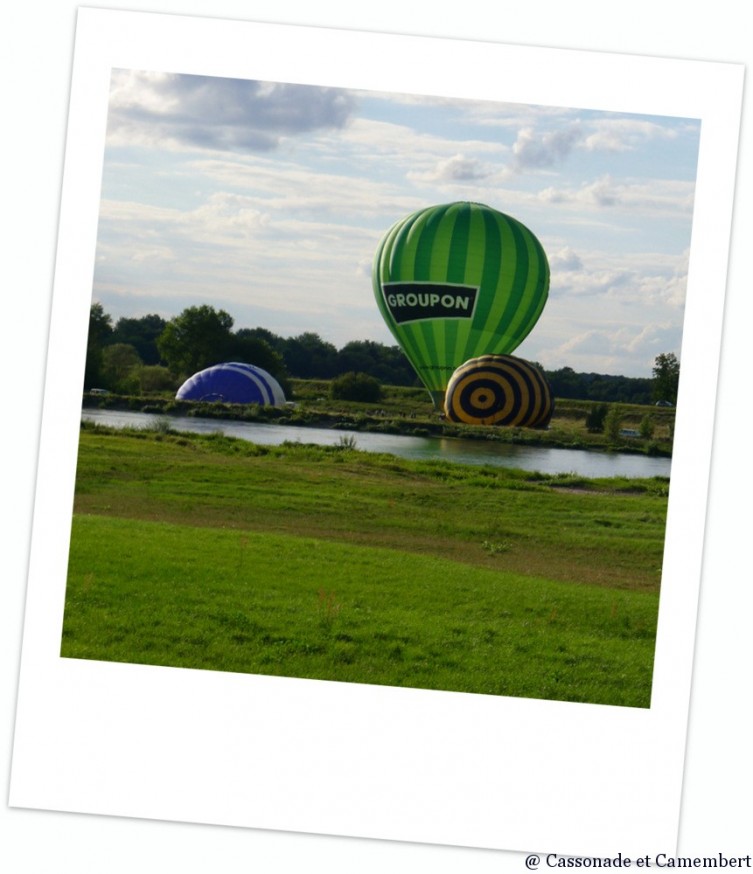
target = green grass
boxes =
[61,426,669,706]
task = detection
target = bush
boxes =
[639,414,655,439]
[585,403,608,433]
[139,365,177,393]
[604,406,624,442]
[330,371,383,403]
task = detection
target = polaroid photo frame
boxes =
[9,7,743,857]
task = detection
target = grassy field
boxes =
[61,424,669,707]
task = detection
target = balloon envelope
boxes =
[444,354,553,428]
[372,202,549,406]
[176,362,286,406]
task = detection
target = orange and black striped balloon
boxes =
[444,355,553,428]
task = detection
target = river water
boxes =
[81,408,672,480]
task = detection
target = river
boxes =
[81,408,672,479]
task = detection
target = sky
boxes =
[93,70,701,378]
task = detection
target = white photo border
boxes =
[9,7,744,857]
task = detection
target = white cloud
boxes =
[549,252,688,309]
[583,118,678,152]
[538,175,695,215]
[432,154,493,182]
[557,328,625,357]
[460,102,579,131]
[524,319,682,377]
[550,267,631,299]
[549,246,584,272]
[107,71,356,153]
[511,124,581,170]
[338,117,508,185]
[627,322,683,357]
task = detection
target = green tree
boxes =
[88,302,113,345]
[330,371,383,403]
[283,332,339,378]
[231,329,290,393]
[84,302,113,389]
[336,340,417,385]
[102,343,142,393]
[652,352,680,404]
[157,305,234,377]
[111,314,167,365]
[546,366,652,404]
[235,326,286,355]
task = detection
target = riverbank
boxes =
[83,382,674,458]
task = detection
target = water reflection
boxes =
[81,408,671,479]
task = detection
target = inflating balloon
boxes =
[372,201,549,407]
[176,362,286,406]
[444,354,553,428]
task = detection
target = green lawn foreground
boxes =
[60,425,669,707]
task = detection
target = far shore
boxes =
[82,390,674,459]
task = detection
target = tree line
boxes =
[85,302,680,405]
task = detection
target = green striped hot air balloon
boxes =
[372,201,549,407]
